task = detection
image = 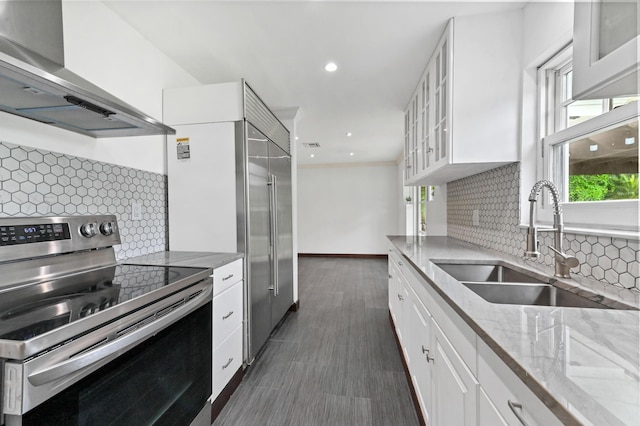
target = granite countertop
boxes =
[387,235,640,426]
[123,251,243,269]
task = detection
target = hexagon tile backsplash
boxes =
[0,141,167,260]
[447,162,640,291]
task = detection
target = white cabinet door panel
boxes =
[431,320,478,426]
[478,387,509,426]
[407,291,433,424]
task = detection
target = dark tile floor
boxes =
[212,257,420,426]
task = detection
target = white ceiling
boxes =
[104,1,526,166]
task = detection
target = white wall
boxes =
[298,163,400,254]
[0,1,199,174]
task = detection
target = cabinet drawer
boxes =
[213,281,243,349]
[213,259,243,296]
[388,245,406,268]
[477,340,563,426]
[213,324,243,398]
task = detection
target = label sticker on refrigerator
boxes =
[176,137,191,160]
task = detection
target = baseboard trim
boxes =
[389,310,426,426]
[299,253,388,259]
[211,366,244,423]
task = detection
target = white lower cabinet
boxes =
[213,281,243,346]
[387,244,561,426]
[388,249,409,347]
[389,247,476,426]
[211,260,244,402]
[388,255,399,325]
[477,340,563,426]
[407,291,432,424]
[213,324,243,397]
[431,319,478,426]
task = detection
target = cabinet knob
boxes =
[397,294,404,301]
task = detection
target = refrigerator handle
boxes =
[268,174,279,296]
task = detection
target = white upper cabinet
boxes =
[573,0,640,99]
[404,10,522,186]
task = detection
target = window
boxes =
[538,45,639,233]
[404,186,432,236]
[418,186,428,235]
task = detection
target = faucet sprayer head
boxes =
[525,225,540,257]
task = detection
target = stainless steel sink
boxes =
[434,261,636,310]
[461,281,611,309]
[435,262,548,284]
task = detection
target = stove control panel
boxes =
[0,215,121,263]
[0,222,71,246]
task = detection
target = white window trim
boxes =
[539,100,639,236]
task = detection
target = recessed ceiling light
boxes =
[325,62,338,72]
[346,132,352,137]
[295,136,299,141]
[310,154,315,158]
[349,152,354,156]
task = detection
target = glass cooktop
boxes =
[0,264,209,342]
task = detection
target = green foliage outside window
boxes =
[420,186,426,232]
[569,174,639,201]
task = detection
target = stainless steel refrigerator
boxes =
[241,123,293,360]
[164,81,294,364]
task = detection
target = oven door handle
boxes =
[27,283,213,387]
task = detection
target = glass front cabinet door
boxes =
[403,11,521,187]
[573,0,640,99]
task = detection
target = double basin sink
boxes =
[434,262,635,310]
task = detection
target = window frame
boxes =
[537,47,639,235]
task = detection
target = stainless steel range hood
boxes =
[0,0,175,138]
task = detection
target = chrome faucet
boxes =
[525,180,579,278]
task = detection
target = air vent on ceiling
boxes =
[303,143,321,148]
